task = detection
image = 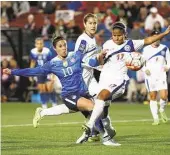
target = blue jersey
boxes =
[30,47,52,67]
[12,51,99,97]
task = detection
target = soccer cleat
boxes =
[33,107,43,128]
[160,111,168,123]
[88,134,100,142]
[76,132,90,144]
[152,119,160,125]
[76,124,91,144]
[103,139,121,146]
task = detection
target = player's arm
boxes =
[88,50,106,67]
[144,26,170,45]
[29,59,36,82]
[3,62,52,77]
[164,47,170,72]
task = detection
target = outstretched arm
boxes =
[144,26,170,45]
[3,62,52,77]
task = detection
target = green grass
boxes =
[1,103,170,155]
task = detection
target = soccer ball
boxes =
[125,52,145,71]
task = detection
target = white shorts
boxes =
[88,77,100,96]
[98,77,127,101]
[145,77,167,92]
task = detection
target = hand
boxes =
[97,50,107,65]
[3,68,12,75]
[164,66,170,72]
[145,69,151,76]
[164,25,170,35]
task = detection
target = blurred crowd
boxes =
[1,1,170,103]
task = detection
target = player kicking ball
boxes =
[3,35,120,146]
[142,30,169,125]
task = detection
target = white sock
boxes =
[52,103,57,107]
[87,99,105,129]
[42,104,48,109]
[150,100,158,120]
[159,99,167,113]
[40,104,69,117]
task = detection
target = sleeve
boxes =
[165,47,170,68]
[132,40,145,51]
[74,39,87,54]
[11,61,52,77]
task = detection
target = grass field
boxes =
[1,103,170,155]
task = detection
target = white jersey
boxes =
[101,39,144,82]
[142,44,170,92]
[74,32,99,87]
[142,44,170,79]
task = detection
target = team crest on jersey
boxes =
[63,61,68,67]
[70,58,75,63]
[78,40,86,53]
[124,45,131,51]
[161,50,165,56]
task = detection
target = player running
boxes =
[81,22,170,141]
[142,30,170,125]
[29,38,57,108]
[3,36,119,146]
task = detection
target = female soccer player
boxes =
[142,30,170,125]
[83,22,170,137]
[3,35,118,146]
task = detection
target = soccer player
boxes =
[30,38,57,108]
[142,30,170,125]
[3,36,119,146]
[74,13,115,142]
[82,22,170,139]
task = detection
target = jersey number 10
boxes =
[62,67,73,77]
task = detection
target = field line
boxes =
[2,118,170,128]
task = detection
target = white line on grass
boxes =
[3,118,170,128]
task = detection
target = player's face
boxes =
[112,29,125,45]
[84,17,97,36]
[56,40,67,59]
[35,40,44,51]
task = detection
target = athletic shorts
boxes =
[62,92,93,111]
[145,77,167,92]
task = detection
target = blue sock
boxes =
[50,91,57,104]
[40,93,49,105]
[94,118,105,134]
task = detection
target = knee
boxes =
[160,95,167,101]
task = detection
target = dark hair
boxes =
[83,13,97,24]
[51,34,65,47]
[35,37,43,42]
[112,22,126,33]
[150,30,160,36]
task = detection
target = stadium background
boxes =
[1,1,170,103]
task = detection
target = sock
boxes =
[159,99,167,113]
[87,99,105,129]
[102,105,109,119]
[40,104,69,117]
[150,100,158,120]
[40,93,49,108]
[102,116,114,129]
[50,91,57,106]
[94,118,105,134]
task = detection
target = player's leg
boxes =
[33,104,71,128]
[38,83,49,109]
[159,89,168,123]
[88,77,115,139]
[149,91,159,125]
[46,80,57,107]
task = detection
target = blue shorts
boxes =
[62,92,93,112]
[37,75,49,84]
